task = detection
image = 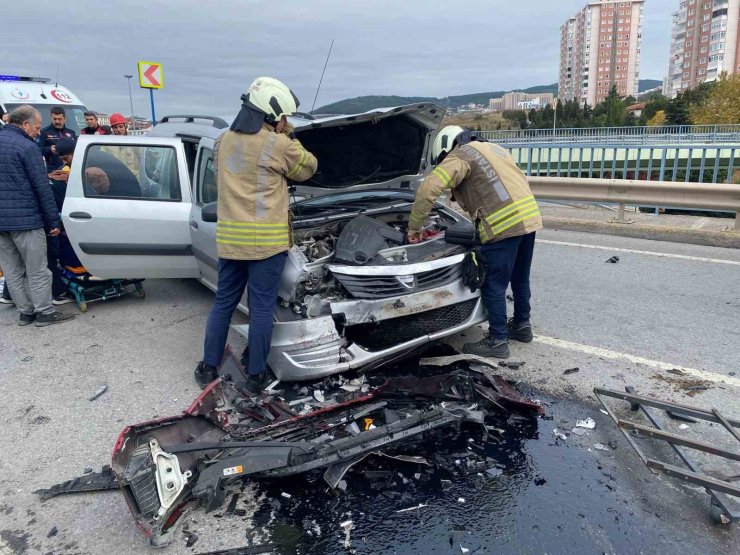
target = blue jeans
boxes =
[203,253,287,375]
[479,232,536,340]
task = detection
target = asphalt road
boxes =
[0,229,738,554]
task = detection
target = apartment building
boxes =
[559,0,645,106]
[665,0,740,98]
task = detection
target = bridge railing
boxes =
[506,144,739,186]
[529,177,740,230]
[479,125,740,145]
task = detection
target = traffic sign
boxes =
[137,61,164,89]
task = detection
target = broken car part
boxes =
[34,465,119,501]
[595,386,740,525]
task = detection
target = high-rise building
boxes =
[559,0,645,106]
[665,0,740,98]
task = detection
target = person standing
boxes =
[0,105,74,326]
[107,113,141,180]
[407,126,541,359]
[37,106,77,170]
[194,77,318,395]
[79,112,111,135]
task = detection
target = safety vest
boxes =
[214,124,317,260]
[450,142,542,243]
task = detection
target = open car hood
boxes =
[288,103,445,198]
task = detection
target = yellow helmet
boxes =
[431,125,464,164]
[243,77,300,122]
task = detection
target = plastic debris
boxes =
[679,424,690,430]
[575,418,596,429]
[460,546,471,554]
[563,367,579,375]
[593,443,610,451]
[552,428,568,441]
[486,467,503,478]
[571,427,588,436]
[605,256,620,263]
[88,384,108,401]
[281,492,292,499]
[314,390,325,402]
[457,497,465,503]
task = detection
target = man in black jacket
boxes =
[37,106,77,170]
[0,106,74,326]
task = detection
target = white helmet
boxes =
[431,125,464,164]
[243,77,300,122]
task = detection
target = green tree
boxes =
[593,86,627,126]
[690,73,740,124]
[666,92,690,125]
[639,94,668,125]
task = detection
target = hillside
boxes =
[315,80,661,114]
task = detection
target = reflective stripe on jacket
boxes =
[215,124,318,260]
[408,141,542,243]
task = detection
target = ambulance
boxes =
[0,74,88,133]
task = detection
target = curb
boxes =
[542,216,740,249]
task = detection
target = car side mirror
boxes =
[201,202,218,223]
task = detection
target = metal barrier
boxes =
[508,144,739,186]
[479,124,740,145]
[528,176,740,230]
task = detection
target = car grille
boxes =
[333,263,462,299]
[344,298,477,352]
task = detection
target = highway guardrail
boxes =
[529,177,740,230]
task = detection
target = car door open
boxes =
[62,135,200,278]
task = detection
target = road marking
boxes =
[537,239,740,266]
[533,335,740,388]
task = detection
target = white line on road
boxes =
[534,335,740,388]
[537,239,740,266]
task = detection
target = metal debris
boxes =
[88,384,108,401]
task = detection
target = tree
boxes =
[639,94,668,125]
[690,73,740,125]
[592,86,627,127]
[646,110,666,127]
[666,92,690,125]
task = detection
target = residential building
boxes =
[559,0,645,106]
[488,98,503,111]
[665,0,740,98]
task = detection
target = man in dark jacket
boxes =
[0,105,74,326]
[37,106,77,170]
[79,112,111,135]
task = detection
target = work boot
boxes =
[241,373,268,397]
[19,312,36,326]
[507,318,533,343]
[463,336,510,359]
[35,311,74,327]
[194,361,218,389]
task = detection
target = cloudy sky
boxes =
[3,0,674,117]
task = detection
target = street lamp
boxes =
[124,74,135,132]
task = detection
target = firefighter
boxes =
[407,126,542,359]
[194,77,318,394]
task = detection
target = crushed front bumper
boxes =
[233,279,486,381]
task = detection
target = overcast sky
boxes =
[3,0,674,117]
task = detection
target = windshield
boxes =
[4,103,87,134]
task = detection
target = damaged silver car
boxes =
[62,104,486,380]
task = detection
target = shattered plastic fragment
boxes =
[457,497,466,503]
[575,418,596,429]
[281,492,292,499]
[679,424,690,430]
[314,390,325,402]
[571,427,588,436]
[593,443,610,451]
[460,546,471,554]
[552,428,568,441]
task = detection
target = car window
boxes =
[83,144,181,201]
[197,148,216,205]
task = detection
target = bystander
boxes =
[0,105,74,326]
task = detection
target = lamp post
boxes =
[124,74,135,132]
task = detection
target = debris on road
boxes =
[593,443,610,451]
[47,526,58,538]
[563,367,580,375]
[552,428,568,441]
[88,384,108,401]
[605,256,620,263]
[596,386,740,524]
[94,352,543,545]
[396,504,428,513]
[575,418,596,429]
[34,465,118,501]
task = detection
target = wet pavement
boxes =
[174,358,738,555]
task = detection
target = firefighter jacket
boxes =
[215,123,318,260]
[408,141,542,244]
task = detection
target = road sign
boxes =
[137,61,164,89]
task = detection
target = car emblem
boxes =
[396,275,416,289]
